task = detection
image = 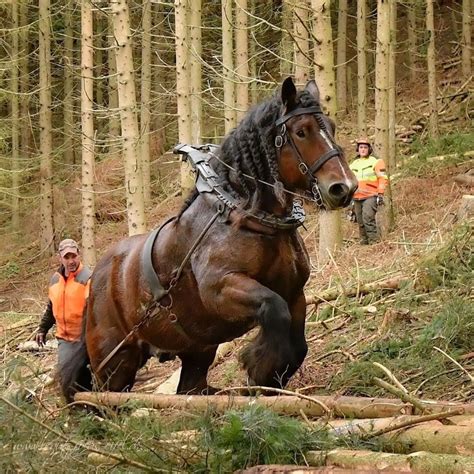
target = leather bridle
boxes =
[274,105,344,208]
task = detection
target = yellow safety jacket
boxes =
[350,155,388,200]
[48,263,91,341]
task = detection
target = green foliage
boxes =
[0,261,20,279]
[416,224,473,292]
[410,132,474,161]
[415,297,474,355]
[195,405,330,472]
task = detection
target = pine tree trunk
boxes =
[111,0,146,235]
[63,0,75,165]
[81,0,96,266]
[235,0,249,123]
[388,1,397,170]
[222,0,236,132]
[312,0,342,264]
[336,0,347,116]
[152,3,166,148]
[406,3,418,83]
[19,0,29,158]
[11,0,20,230]
[357,0,367,136]
[248,0,257,104]
[174,0,193,193]
[426,0,439,138]
[461,0,471,77]
[189,0,202,143]
[280,0,293,77]
[374,0,390,161]
[140,0,152,205]
[108,16,120,156]
[294,0,310,85]
[39,0,55,255]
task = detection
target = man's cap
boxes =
[58,238,80,257]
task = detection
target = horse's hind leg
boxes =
[176,346,218,394]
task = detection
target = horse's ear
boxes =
[305,80,320,102]
[281,77,297,110]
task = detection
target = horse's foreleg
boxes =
[88,334,149,393]
[288,292,308,375]
[205,273,296,388]
[176,346,218,394]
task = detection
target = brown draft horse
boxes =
[60,78,357,402]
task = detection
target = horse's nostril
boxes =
[328,182,349,198]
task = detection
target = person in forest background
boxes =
[35,238,92,399]
[349,138,388,245]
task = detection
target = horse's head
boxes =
[275,77,357,210]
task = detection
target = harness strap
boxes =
[141,216,176,301]
[275,106,322,126]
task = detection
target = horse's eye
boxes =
[296,129,305,138]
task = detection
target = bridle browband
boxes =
[274,104,344,208]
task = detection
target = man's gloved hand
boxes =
[376,195,384,206]
[35,332,45,347]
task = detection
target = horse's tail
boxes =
[58,302,92,403]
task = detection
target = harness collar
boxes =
[174,143,306,231]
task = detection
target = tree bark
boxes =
[305,275,408,306]
[336,0,347,116]
[280,0,293,77]
[140,0,152,206]
[11,0,20,230]
[356,0,367,136]
[235,0,249,123]
[222,0,236,133]
[426,0,439,138]
[189,0,202,143]
[388,1,397,171]
[39,0,55,255]
[406,3,418,83]
[307,449,474,473]
[111,0,146,235]
[294,0,310,85]
[461,0,471,78]
[63,0,75,165]
[107,15,120,156]
[81,0,96,267]
[174,0,194,193]
[312,0,342,264]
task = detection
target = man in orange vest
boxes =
[36,239,92,399]
[349,138,388,244]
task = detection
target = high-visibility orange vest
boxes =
[48,263,91,341]
[349,155,388,200]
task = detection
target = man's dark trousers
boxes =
[354,196,379,244]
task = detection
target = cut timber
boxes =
[457,195,474,220]
[306,449,474,473]
[306,276,407,306]
[74,393,474,419]
[454,175,474,186]
[238,466,359,473]
[154,368,181,394]
[322,418,474,455]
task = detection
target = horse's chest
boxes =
[260,236,310,289]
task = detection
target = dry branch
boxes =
[305,276,406,306]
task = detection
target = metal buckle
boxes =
[275,135,284,148]
[298,162,309,174]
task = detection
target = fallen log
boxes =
[74,392,474,419]
[321,416,474,455]
[305,276,407,306]
[454,174,474,186]
[306,449,474,473]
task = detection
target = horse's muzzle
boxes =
[323,180,357,209]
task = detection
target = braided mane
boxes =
[179,86,320,216]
